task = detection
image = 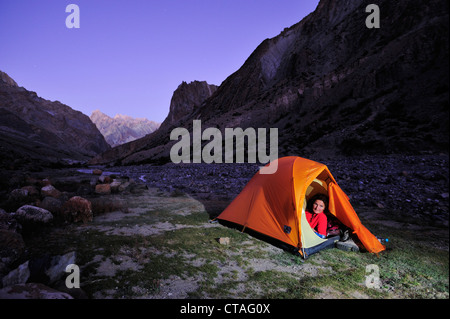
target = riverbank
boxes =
[0,154,448,299]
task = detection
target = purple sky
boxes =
[0,0,319,122]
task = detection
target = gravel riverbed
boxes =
[112,154,449,228]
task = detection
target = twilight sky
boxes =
[0,0,319,122]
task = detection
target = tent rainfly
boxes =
[217,156,385,258]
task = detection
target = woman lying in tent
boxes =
[306,194,350,241]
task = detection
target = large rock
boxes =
[0,208,21,232]
[39,197,64,215]
[95,184,111,195]
[2,261,30,287]
[92,169,103,175]
[27,251,77,286]
[61,196,93,224]
[0,229,26,275]
[45,251,77,284]
[9,188,31,202]
[14,205,53,225]
[40,185,61,198]
[21,186,39,197]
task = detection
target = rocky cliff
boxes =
[165,81,218,126]
[0,71,110,168]
[90,110,160,147]
[90,0,448,165]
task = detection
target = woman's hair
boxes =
[307,193,329,213]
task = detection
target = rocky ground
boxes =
[0,153,448,300]
[114,154,449,228]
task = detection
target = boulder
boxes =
[0,208,21,232]
[26,251,76,286]
[61,196,93,224]
[45,251,76,284]
[0,229,26,273]
[0,283,73,299]
[95,184,111,195]
[9,188,30,202]
[41,185,61,198]
[92,169,103,175]
[2,261,30,287]
[14,205,53,225]
[39,197,64,215]
[89,196,127,214]
[21,186,39,197]
[76,183,92,196]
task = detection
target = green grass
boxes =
[22,187,449,299]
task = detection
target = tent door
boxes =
[300,196,328,249]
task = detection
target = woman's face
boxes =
[313,200,325,214]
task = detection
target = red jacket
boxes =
[305,210,327,237]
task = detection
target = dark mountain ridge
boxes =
[90,0,448,166]
[0,71,110,169]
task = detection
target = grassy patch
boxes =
[22,188,448,299]
[294,220,449,299]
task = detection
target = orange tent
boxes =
[217,156,385,258]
